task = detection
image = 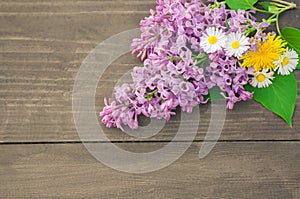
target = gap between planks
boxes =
[1,139,300,145]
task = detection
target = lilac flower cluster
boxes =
[100,0,260,131]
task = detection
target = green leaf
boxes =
[258,1,280,14]
[268,6,280,13]
[282,27,300,52]
[282,27,300,69]
[246,73,297,127]
[225,0,258,11]
[205,86,224,102]
[259,2,279,13]
[292,48,300,69]
[286,45,300,70]
[195,53,209,69]
[259,1,272,10]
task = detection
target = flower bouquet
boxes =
[100,0,300,131]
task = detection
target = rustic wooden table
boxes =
[1,0,300,198]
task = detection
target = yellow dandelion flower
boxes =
[240,33,287,71]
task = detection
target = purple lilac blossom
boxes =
[101,0,259,131]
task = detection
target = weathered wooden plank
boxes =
[0,142,299,198]
[1,0,300,142]
[1,41,300,142]
[1,58,300,142]
[0,0,154,12]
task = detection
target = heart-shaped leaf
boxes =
[246,73,297,127]
[282,27,300,52]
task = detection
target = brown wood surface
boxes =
[0,142,300,198]
[0,0,300,142]
[1,0,300,198]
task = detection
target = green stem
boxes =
[275,4,297,35]
[210,1,225,9]
[168,56,182,61]
[245,27,256,36]
[251,6,271,13]
[271,2,287,8]
[144,88,159,100]
[276,14,281,35]
[272,0,296,7]
[252,0,297,35]
[147,89,158,96]
[268,14,278,20]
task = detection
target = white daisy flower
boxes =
[225,32,250,58]
[250,69,274,88]
[200,27,227,53]
[273,48,299,75]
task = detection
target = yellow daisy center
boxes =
[240,33,287,72]
[208,36,218,44]
[232,41,240,49]
[281,57,290,66]
[256,74,266,82]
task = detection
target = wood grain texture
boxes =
[0,0,155,142]
[1,1,300,198]
[1,0,300,142]
[0,142,300,198]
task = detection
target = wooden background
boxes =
[1,0,300,198]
